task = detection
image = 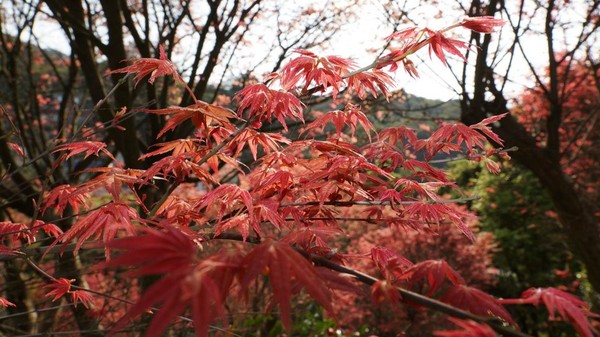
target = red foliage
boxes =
[434,318,497,337]
[514,57,600,198]
[108,45,182,86]
[2,13,594,337]
[501,287,600,337]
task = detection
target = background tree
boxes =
[454,0,600,293]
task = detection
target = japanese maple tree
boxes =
[1,11,598,337]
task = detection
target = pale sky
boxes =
[24,0,562,103]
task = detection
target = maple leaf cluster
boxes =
[1,14,597,337]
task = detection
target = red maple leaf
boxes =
[241,240,333,331]
[501,287,599,337]
[370,246,413,280]
[280,49,354,98]
[108,45,182,86]
[234,83,304,131]
[104,225,237,337]
[345,69,394,99]
[302,104,376,140]
[53,141,116,162]
[460,16,506,34]
[44,278,74,302]
[144,100,236,138]
[195,184,254,223]
[48,202,142,258]
[0,297,15,307]
[371,280,401,305]
[70,290,95,309]
[42,184,90,216]
[400,260,465,296]
[442,285,515,326]
[434,318,497,337]
[427,30,471,66]
[230,129,291,160]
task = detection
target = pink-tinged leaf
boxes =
[501,287,599,337]
[102,224,198,276]
[484,158,501,174]
[214,214,253,241]
[39,221,63,238]
[241,240,333,331]
[371,280,401,305]
[401,260,465,296]
[302,104,375,141]
[0,297,15,307]
[434,318,497,337]
[70,290,94,308]
[442,285,515,326]
[234,84,304,131]
[280,50,354,98]
[371,247,413,279]
[461,16,506,34]
[427,30,470,66]
[105,226,238,337]
[48,202,141,258]
[470,113,507,146]
[78,167,145,201]
[315,267,360,294]
[196,184,254,221]
[345,69,395,99]
[44,278,74,302]
[230,129,291,160]
[143,101,235,138]
[7,142,24,158]
[108,45,183,86]
[478,113,508,126]
[42,184,90,216]
[53,141,115,161]
[0,221,32,243]
[139,138,203,160]
[112,271,206,337]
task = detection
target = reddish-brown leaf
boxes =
[427,30,470,66]
[103,225,198,276]
[53,141,116,162]
[401,260,465,296]
[195,184,254,222]
[7,142,24,158]
[302,104,376,141]
[371,280,401,305]
[241,240,333,331]
[434,318,497,337]
[442,285,515,326]
[44,278,74,302]
[501,287,599,337]
[280,49,354,98]
[371,246,413,279]
[70,290,94,309]
[49,202,141,258]
[345,69,394,99]
[461,16,506,34]
[108,45,182,86]
[470,113,507,146]
[144,101,235,138]
[42,184,90,216]
[234,84,304,131]
[0,297,15,307]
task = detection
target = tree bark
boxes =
[461,0,600,294]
